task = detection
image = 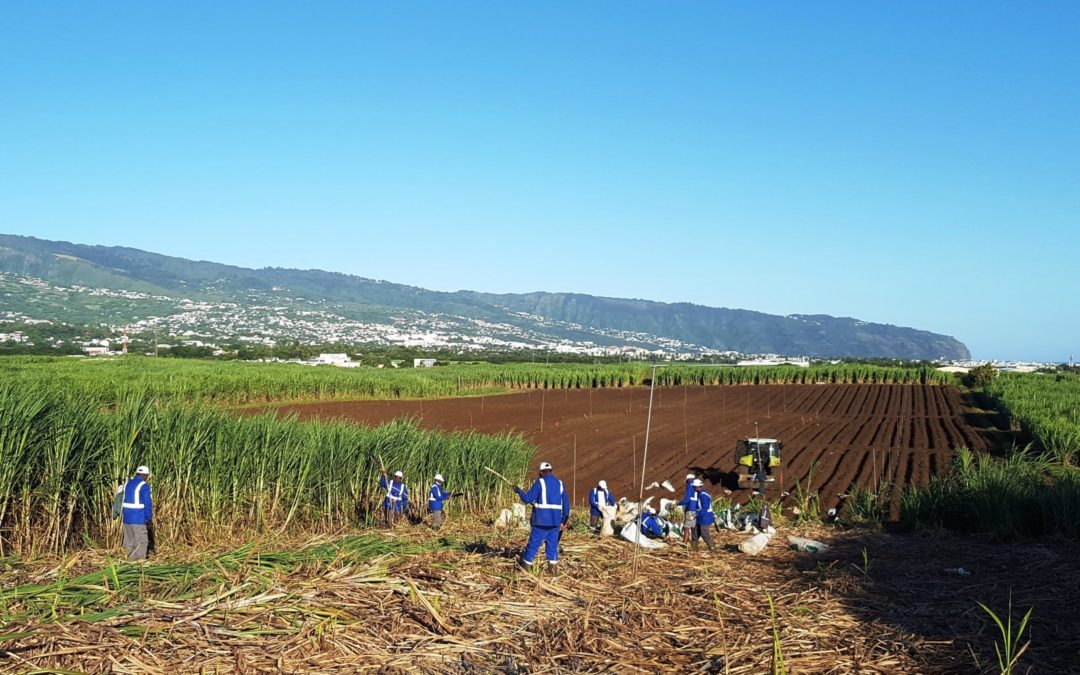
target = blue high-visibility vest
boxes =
[515,474,570,527]
[121,475,153,525]
[589,487,615,516]
[429,483,448,511]
[697,491,716,526]
[380,476,408,512]
[679,488,701,512]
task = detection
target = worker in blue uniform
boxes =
[681,479,716,552]
[588,479,615,533]
[515,461,571,572]
[428,473,453,529]
[121,465,154,560]
[640,507,670,539]
[681,473,697,542]
[380,469,408,527]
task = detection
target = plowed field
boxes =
[269,384,1004,514]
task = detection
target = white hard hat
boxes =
[598,480,607,489]
[394,470,404,478]
[645,506,656,514]
[692,479,704,487]
[434,473,444,482]
[136,465,150,476]
[686,473,695,481]
[539,462,552,471]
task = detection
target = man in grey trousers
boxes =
[121,465,154,560]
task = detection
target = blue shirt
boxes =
[696,491,715,526]
[515,473,570,527]
[428,483,449,511]
[380,476,408,512]
[121,475,153,525]
[588,486,615,516]
[678,487,701,512]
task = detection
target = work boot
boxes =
[517,557,533,571]
[547,561,558,578]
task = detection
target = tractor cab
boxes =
[736,438,782,485]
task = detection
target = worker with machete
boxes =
[514,461,570,573]
[428,473,460,529]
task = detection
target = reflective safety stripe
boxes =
[388,483,404,501]
[124,482,147,509]
[535,477,564,509]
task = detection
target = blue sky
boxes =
[1,3,1077,361]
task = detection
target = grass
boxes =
[901,446,1080,541]
[977,591,1033,675]
[768,594,787,675]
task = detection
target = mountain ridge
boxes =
[0,234,970,359]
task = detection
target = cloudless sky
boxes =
[2,2,1078,361]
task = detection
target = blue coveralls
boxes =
[641,512,666,539]
[515,473,571,565]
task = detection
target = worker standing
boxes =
[588,479,615,533]
[681,473,697,542]
[379,469,408,528]
[683,479,717,552]
[640,506,670,540]
[515,461,570,573]
[121,465,153,560]
[428,473,453,529]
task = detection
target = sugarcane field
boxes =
[1,359,1078,673]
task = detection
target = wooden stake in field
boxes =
[540,389,546,433]
[633,364,661,576]
[573,434,578,506]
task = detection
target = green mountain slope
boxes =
[0,234,970,359]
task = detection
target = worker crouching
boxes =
[515,461,570,573]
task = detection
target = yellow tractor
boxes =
[736,438,782,488]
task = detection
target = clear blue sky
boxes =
[2,3,1077,361]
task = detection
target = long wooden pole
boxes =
[633,364,659,576]
[573,435,578,506]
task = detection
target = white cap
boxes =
[539,462,552,471]
[686,473,695,481]
[692,479,704,487]
[645,506,656,514]
[434,473,444,482]
[598,480,607,489]
[394,470,404,478]
[136,465,150,476]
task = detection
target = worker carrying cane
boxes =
[515,461,570,573]
[379,469,408,527]
[588,480,615,533]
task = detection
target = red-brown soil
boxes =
[264,384,1006,514]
